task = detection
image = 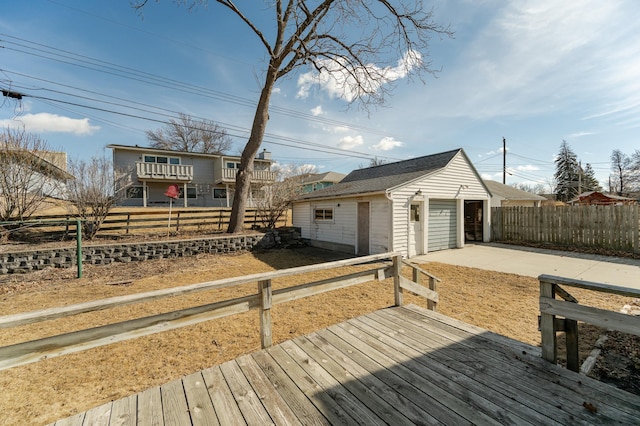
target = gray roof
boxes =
[301,171,346,185]
[297,149,461,201]
[483,180,546,201]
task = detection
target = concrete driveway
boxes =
[414,243,640,290]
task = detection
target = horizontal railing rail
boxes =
[219,168,276,182]
[539,274,640,372]
[0,252,440,371]
[135,162,194,181]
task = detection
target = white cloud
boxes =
[297,50,422,102]
[331,126,350,133]
[338,135,364,150]
[311,105,324,116]
[567,131,595,138]
[481,172,506,181]
[372,136,403,151]
[1,114,100,135]
[272,87,281,94]
[515,165,539,172]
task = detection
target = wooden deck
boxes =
[52,305,640,425]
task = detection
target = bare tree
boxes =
[256,163,317,228]
[510,182,546,195]
[610,149,633,196]
[0,127,67,222]
[146,112,233,154]
[66,157,131,239]
[133,0,452,233]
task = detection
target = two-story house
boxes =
[300,171,346,193]
[108,144,276,208]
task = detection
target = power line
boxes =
[0,34,395,138]
[13,90,383,160]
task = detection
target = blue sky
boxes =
[1,0,639,190]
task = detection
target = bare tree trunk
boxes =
[227,65,278,233]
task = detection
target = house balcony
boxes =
[135,162,193,181]
[215,167,276,184]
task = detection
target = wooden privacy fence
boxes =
[492,205,640,253]
[5,208,290,238]
[539,274,640,372]
[0,252,439,372]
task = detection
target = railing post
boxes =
[259,279,272,348]
[393,255,402,306]
[540,279,556,364]
[565,319,579,372]
[428,276,438,311]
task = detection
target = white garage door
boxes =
[428,200,457,252]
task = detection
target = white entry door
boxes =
[408,203,423,257]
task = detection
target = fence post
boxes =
[259,279,273,348]
[393,255,403,306]
[540,279,556,364]
[76,220,83,279]
[126,213,131,235]
[176,211,181,233]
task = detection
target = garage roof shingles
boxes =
[297,148,460,201]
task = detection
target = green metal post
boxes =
[76,220,83,279]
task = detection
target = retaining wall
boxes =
[0,233,266,274]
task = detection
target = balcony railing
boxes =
[217,167,276,184]
[136,162,193,181]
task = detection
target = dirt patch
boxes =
[0,249,636,426]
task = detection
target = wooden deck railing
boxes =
[0,252,439,372]
[539,274,640,372]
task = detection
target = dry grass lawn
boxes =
[0,248,634,426]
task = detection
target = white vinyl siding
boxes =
[292,203,311,238]
[428,200,457,251]
[369,196,391,254]
[292,196,389,254]
[309,201,356,246]
[389,152,490,256]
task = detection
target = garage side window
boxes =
[314,208,334,221]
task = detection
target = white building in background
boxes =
[292,148,492,258]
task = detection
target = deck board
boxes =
[53,305,640,425]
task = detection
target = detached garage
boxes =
[292,148,492,258]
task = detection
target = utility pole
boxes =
[578,161,582,195]
[502,137,506,184]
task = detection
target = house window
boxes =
[179,187,197,199]
[144,156,180,164]
[128,186,144,199]
[410,204,420,222]
[213,188,227,199]
[314,208,334,221]
[226,162,239,169]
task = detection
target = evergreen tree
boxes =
[581,163,601,192]
[554,140,579,202]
